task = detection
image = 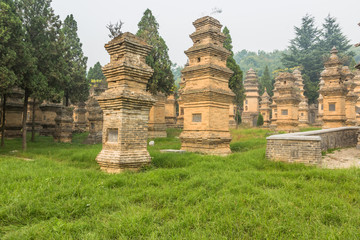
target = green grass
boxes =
[1,128,360,239]
[300,127,322,132]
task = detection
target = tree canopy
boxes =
[136,8,174,96]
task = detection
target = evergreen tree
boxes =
[87,62,106,88]
[136,9,174,96]
[259,66,273,96]
[61,14,89,106]
[222,26,245,124]
[18,0,64,150]
[281,14,322,104]
[0,0,32,146]
[256,113,264,127]
[319,15,354,65]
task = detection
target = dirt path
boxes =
[321,148,360,169]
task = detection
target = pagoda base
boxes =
[229,119,236,129]
[40,124,55,136]
[180,131,232,156]
[96,149,151,173]
[165,117,177,128]
[323,119,346,129]
[242,112,258,127]
[83,132,102,144]
[148,123,167,138]
[276,121,299,133]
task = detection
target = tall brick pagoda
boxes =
[95,32,155,173]
[242,69,260,127]
[273,72,301,132]
[320,47,348,129]
[179,16,234,155]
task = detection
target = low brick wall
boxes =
[266,127,359,165]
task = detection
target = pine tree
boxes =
[18,0,64,150]
[136,9,174,96]
[319,15,354,65]
[281,14,322,104]
[61,14,89,106]
[87,62,106,88]
[222,26,245,124]
[256,113,264,127]
[259,66,273,96]
[0,0,32,146]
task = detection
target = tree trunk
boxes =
[22,90,29,151]
[1,94,6,147]
[65,95,69,107]
[31,97,36,142]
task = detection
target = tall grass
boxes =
[0,128,360,239]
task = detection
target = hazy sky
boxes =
[52,0,359,69]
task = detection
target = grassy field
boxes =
[1,128,360,239]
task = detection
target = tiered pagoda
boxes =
[242,69,260,126]
[179,16,234,155]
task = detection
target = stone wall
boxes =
[266,127,359,165]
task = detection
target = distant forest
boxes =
[172,46,360,87]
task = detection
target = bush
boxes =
[257,113,264,126]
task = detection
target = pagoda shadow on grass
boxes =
[95,32,155,173]
[179,16,235,156]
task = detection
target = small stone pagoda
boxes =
[343,66,356,126]
[2,88,23,138]
[293,69,309,127]
[229,103,236,129]
[259,88,271,127]
[316,77,325,126]
[353,70,360,125]
[73,102,87,132]
[165,94,177,128]
[84,86,106,144]
[319,47,348,129]
[27,99,43,133]
[270,81,280,130]
[54,106,73,143]
[95,32,155,173]
[39,102,62,136]
[179,16,234,155]
[242,69,260,127]
[176,76,186,129]
[148,94,167,138]
[273,72,301,132]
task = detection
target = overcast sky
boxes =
[52,0,359,69]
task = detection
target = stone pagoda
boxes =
[95,32,155,173]
[259,88,271,127]
[179,16,234,155]
[353,70,360,125]
[270,80,280,130]
[165,94,177,128]
[39,102,62,136]
[319,47,348,129]
[2,88,23,138]
[84,85,106,144]
[229,103,236,129]
[54,106,73,143]
[176,75,186,129]
[242,68,260,127]
[73,102,87,132]
[293,69,309,127]
[342,66,356,126]
[316,77,325,126]
[273,72,301,132]
[148,94,167,138]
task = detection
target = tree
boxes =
[61,14,89,106]
[0,0,32,147]
[18,0,64,150]
[259,66,273,96]
[281,14,322,104]
[257,113,264,127]
[223,26,245,127]
[106,20,123,39]
[87,62,106,88]
[319,15,354,65]
[136,9,174,96]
